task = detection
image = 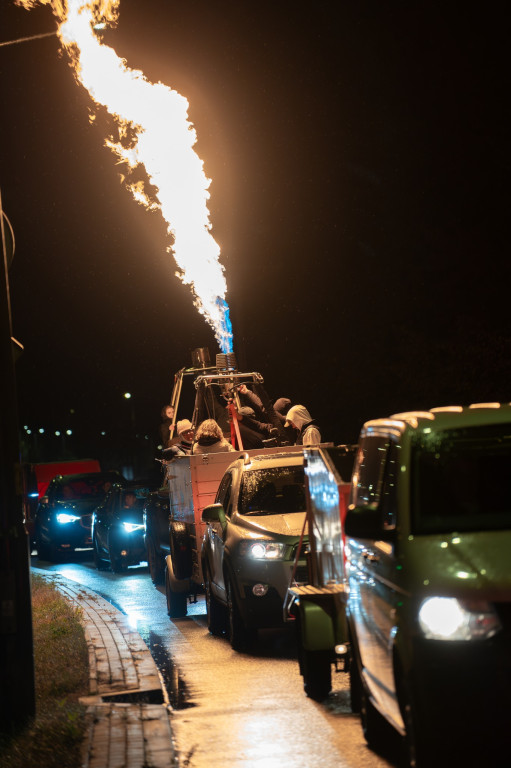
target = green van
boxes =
[345,403,511,767]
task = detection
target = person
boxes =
[191,419,236,454]
[162,419,195,460]
[284,404,321,446]
[159,404,175,447]
[233,406,279,450]
[122,491,137,508]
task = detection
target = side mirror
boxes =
[40,496,49,505]
[344,504,393,541]
[202,503,227,531]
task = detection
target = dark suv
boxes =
[201,450,308,650]
[34,471,124,561]
[345,404,511,766]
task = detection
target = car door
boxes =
[348,434,402,725]
[207,470,235,600]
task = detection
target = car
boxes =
[344,403,511,766]
[143,486,171,585]
[201,450,308,650]
[92,484,150,573]
[34,471,124,561]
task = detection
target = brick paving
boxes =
[33,570,178,768]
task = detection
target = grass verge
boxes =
[0,573,89,768]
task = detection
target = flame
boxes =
[17,0,233,353]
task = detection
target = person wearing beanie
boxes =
[162,419,195,460]
[284,405,321,446]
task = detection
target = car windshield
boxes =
[56,475,118,501]
[239,466,306,516]
[412,423,511,534]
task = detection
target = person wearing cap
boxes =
[284,405,321,446]
[162,419,195,460]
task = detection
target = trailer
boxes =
[284,444,356,701]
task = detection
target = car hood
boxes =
[53,499,99,516]
[233,511,306,538]
[400,529,511,599]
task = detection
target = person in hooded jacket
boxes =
[284,404,321,446]
[191,419,236,454]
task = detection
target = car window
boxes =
[216,472,233,511]
[351,436,390,509]
[412,423,511,534]
[240,466,305,516]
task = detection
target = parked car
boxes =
[143,486,171,585]
[34,471,124,561]
[201,450,308,650]
[345,403,511,766]
[92,484,150,573]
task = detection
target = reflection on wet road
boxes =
[33,553,398,768]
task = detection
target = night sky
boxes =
[1,1,510,464]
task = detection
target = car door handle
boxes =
[362,550,380,563]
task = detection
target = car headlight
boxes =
[56,512,80,524]
[239,541,287,560]
[122,522,144,534]
[418,597,501,641]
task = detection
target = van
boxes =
[345,403,511,766]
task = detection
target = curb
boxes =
[32,569,178,768]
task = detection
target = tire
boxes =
[146,532,165,585]
[359,673,391,751]
[348,639,362,714]
[170,527,192,580]
[93,533,109,571]
[36,532,50,561]
[226,575,253,651]
[109,532,126,574]
[165,564,187,619]
[301,648,332,701]
[204,567,226,636]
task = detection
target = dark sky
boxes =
[1,1,510,453]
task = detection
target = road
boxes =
[32,553,400,768]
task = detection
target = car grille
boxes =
[80,514,92,530]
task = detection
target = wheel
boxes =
[301,648,332,701]
[170,527,192,580]
[226,576,253,651]
[93,533,109,571]
[348,637,362,714]
[108,532,126,574]
[36,532,50,561]
[359,671,391,751]
[204,567,226,636]
[165,564,187,618]
[146,532,165,585]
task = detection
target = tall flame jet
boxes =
[18,0,233,353]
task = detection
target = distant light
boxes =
[55,430,61,436]
[124,392,132,399]
[26,429,32,435]
[23,425,29,430]
[39,428,44,434]
[66,429,72,436]
[101,431,106,436]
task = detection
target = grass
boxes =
[0,574,90,768]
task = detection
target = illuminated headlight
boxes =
[122,522,144,534]
[418,597,501,641]
[239,541,286,560]
[56,512,80,524]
